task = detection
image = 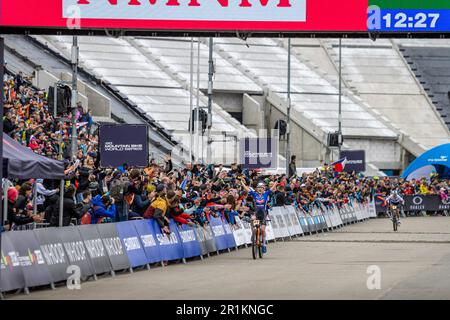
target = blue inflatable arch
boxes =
[402,143,450,180]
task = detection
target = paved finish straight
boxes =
[10,217,450,300]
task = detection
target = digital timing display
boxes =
[369,0,450,32]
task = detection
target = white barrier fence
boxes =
[1,199,375,298]
[232,199,374,243]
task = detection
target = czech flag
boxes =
[331,157,347,173]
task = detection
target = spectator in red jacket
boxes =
[166,191,195,226]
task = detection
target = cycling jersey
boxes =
[386,195,404,205]
[249,189,273,211]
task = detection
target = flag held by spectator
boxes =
[76,122,88,129]
[332,157,347,172]
[180,176,189,191]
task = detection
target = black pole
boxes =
[286,38,291,176]
[0,37,4,229]
[207,37,213,164]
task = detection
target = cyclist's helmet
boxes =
[256,182,266,189]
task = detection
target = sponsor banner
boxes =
[350,205,358,222]
[78,225,112,275]
[193,225,208,256]
[265,220,276,241]
[116,221,150,267]
[209,217,229,251]
[177,224,202,259]
[376,195,450,213]
[150,220,184,261]
[355,203,365,221]
[232,217,247,246]
[340,150,366,173]
[286,206,303,235]
[272,208,290,238]
[64,0,306,22]
[334,208,344,225]
[203,224,218,253]
[4,231,53,289]
[297,213,309,233]
[239,138,278,169]
[99,124,148,168]
[0,0,368,32]
[1,232,26,292]
[222,222,237,249]
[307,216,317,233]
[96,223,130,271]
[34,228,70,283]
[339,207,349,224]
[318,215,327,230]
[281,208,297,236]
[241,219,253,245]
[58,226,95,278]
[313,216,321,230]
[133,220,162,264]
[268,209,282,239]
[324,212,333,228]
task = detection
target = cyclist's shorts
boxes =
[255,208,267,226]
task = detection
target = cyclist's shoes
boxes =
[262,245,267,254]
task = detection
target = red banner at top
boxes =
[0,0,368,32]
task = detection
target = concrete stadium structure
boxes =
[4,35,450,173]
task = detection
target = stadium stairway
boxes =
[395,39,450,132]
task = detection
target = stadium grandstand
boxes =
[4,35,449,175]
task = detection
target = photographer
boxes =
[49,185,83,226]
[91,194,116,224]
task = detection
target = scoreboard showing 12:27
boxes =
[368,0,450,32]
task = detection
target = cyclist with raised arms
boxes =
[240,178,278,253]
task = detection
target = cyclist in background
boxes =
[386,190,405,224]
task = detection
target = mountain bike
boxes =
[389,204,401,232]
[251,218,264,259]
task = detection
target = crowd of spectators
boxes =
[2,70,450,233]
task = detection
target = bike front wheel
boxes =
[258,240,263,259]
[252,228,259,260]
